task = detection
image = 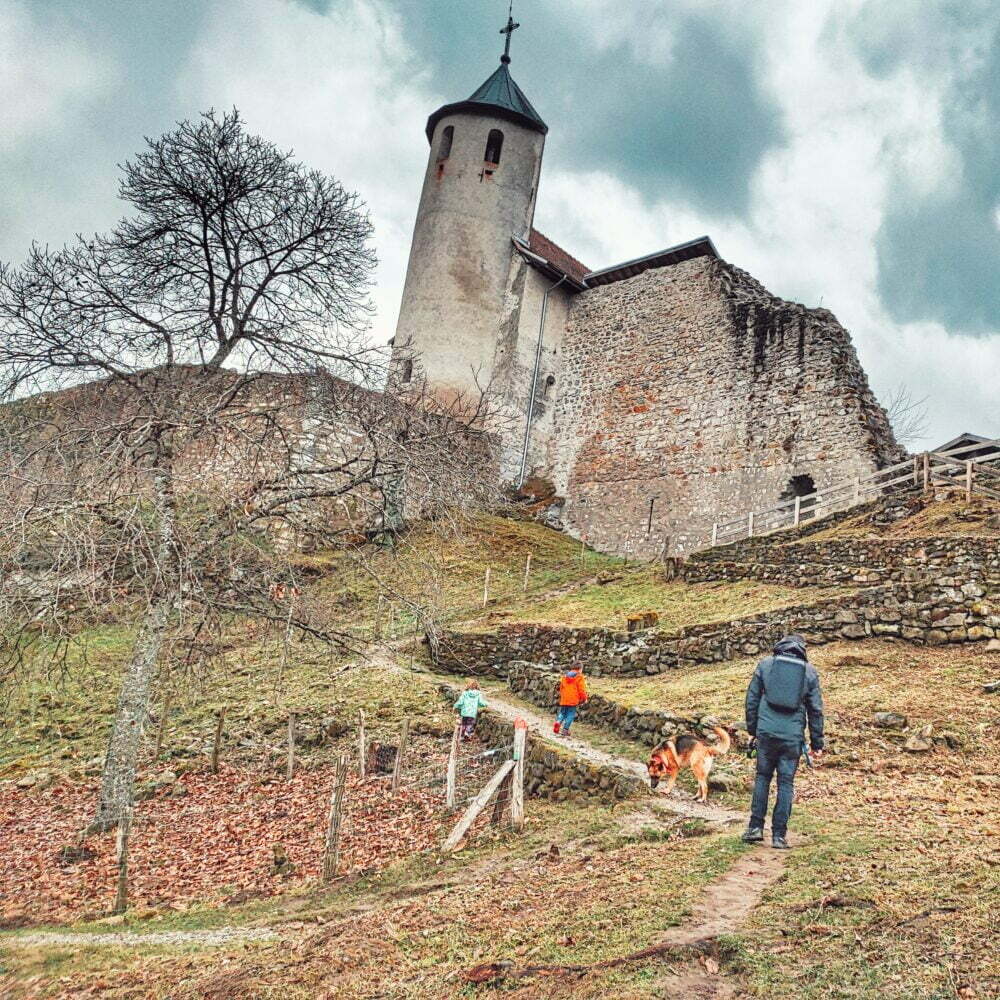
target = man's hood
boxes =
[773,634,807,660]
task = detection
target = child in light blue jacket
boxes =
[454,681,487,739]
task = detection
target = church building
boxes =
[391,18,902,558]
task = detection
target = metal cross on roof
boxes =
[500,3,520,63]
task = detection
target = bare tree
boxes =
[883,384,930,449]
[0,109,405,831]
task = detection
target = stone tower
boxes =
[391,18,547,405]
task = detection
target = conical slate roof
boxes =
[425,58,548,142]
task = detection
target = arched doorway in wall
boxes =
[780,474,817,518]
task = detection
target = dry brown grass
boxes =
[802,494,1000,542]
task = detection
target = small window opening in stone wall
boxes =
[438,125,454,161]
[780,474,816,512]
[400,359,413,384]
[485,129,504,165]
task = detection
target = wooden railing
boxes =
[709,438,1000,549]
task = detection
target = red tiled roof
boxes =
[528,228,589,284]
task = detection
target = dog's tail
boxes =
[706,726,731,756]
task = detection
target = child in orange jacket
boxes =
[554,665,588,737]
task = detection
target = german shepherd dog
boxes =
[646,726,733,802]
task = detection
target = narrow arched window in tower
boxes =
[484,129,504,165]
[437,125,454,161]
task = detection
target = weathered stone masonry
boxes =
[436,575,997,680]
[548,258,902,559]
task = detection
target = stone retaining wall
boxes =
[507,662,712,748]
[438,684,645,802]
[436,580,997,678]
[683,536,1000,589]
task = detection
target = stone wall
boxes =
[491,252,575,483]
[436,581,998,678]
[438,684,645,802]
[507,662,713,748]
[683,537,1000,589]
[5,367,498,539]
[548,257,903,558]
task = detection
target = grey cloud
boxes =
[845,2,1000,336]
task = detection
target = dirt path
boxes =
[467,843,786,993]
[1,926,278,949]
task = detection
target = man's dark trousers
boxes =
[749,734,801,837]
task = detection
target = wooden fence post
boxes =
[966,460,974,502]
[922,452,930,491]
[153,692,172,759]
[523,553,532,592]
[210,708,226,774]
[357,709,366,778]
[446,722,460,809]
[322,755,349,882]
[113,807,133,915]
[511,718,527,832]
[490,770,514,825]
[913,455,920,485]
[711,523,718,547]
[391,718,410,793]
[442,759,516,853]
[747,511,754,538]
[286,713,296,780]
[793,495,801,527]
[482,568,491,609]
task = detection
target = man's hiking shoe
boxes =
[741,826,764,843]
[771,836,791,850]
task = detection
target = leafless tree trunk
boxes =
[91,467,177,832]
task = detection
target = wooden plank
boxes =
[442,759,516,854]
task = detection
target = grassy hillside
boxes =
[2,511,998,998]
[801,494,1000,541]
[463,568,844,633]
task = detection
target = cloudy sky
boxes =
[2,0,999,445]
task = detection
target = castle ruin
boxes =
[390,18,903,557]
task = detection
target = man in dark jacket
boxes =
[742,634,824,849]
